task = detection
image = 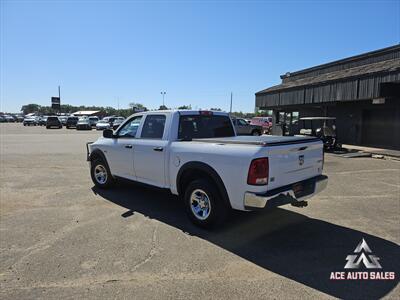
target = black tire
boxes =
[46,126,50,129]
[90,158,114,189]
[252,130,261,136]
[183,179,228,229]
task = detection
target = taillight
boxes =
[247,158,269,185]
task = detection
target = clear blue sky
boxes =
[1,0,399,113]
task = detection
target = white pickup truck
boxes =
[87,110,327,228]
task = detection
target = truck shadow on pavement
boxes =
[92,182,399,300]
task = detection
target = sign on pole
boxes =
[51,97,60,110]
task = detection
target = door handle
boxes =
[153,147,163,152]
[125,145,133,149]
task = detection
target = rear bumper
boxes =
[244,175,328,210]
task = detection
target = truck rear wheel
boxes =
[183,179,228,229]
[90,158,114,189]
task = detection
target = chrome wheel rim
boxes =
[190,189,211,220]
[94,164,107,184]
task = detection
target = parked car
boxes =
[112,118,125,130]
[66,116,79,129]
[96,120,111,130]
[23,117,38,126]
[87,110,327,228]
[4,115,16,122]
[59,116,69,126]
[46,116,62,129]
[16,116,24,122]
[0,116,6,122]
[232,117,262,136]
[76,118,92,130]
[88,116,99,127]
[250,117,272,134]
[298,117,341,150]
[38,116,48,126]
[102,116,116,125]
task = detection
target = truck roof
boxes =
[300,117,336,120]
[132,110,230,116]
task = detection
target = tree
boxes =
[210,108,222,111]
[178,105,191,110]
[129,102,147,113]
[158,105,168,110]
[21,104,41,114]
[129,102,147,109]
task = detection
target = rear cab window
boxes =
[178,114,235,139]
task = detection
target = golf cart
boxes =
[298,117,341,150]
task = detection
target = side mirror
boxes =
[103,129,114,138]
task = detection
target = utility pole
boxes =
[230,92,233,114]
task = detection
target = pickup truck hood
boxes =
[194,135,320,146]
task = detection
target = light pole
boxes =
[160,91,166,107]
[230,92,233,115]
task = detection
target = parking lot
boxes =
[0,123,399,299]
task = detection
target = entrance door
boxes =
[362,109,396,149]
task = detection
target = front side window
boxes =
[118,116,142,138]
[238,119,248,126]
[141,115,166,139]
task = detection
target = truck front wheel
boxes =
[90,158,114,189]
[184,179,228,229]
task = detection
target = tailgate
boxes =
[266,138,324,190]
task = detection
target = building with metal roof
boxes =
[72,110,101,116]
[255,45,400,149]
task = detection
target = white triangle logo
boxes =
[344,238,382,269]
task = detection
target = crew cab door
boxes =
[105,116,142,180]
[133,114,168,187]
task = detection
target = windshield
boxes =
[178,115,235,139]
